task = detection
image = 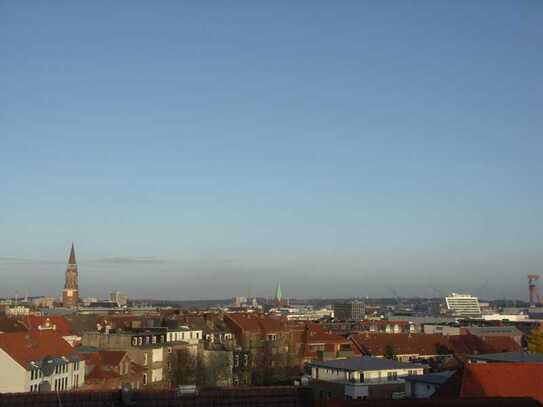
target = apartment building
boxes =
[0,331,85,393]
[306,356,425,401]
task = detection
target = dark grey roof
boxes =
[308,356,426,372]
[466,326,521,335]
[404,370,454,385]
[468,352,543,363]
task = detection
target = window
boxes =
[143,353,148,366]
[143,373,148,385]
[152,368,163,382]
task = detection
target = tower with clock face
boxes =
[62,243,79,308]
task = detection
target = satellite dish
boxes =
[41,356,57,377]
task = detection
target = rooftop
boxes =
[469,352,543,364]
[404,370,455,385]
[460,363,543,404]
[308,356,426,372]
[0,331,75,369]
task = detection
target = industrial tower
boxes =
[528,274,541,306]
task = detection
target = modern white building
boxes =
[0,331,85,393]
[445,293,481,318]
[306,356,425,401]
[166,326,203,346]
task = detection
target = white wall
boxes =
[0,349,26,393]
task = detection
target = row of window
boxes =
[54,364,68,374]
[30,369,43,380]
[30,361,79,381]
[131,335,166,346]
[167,331,202,342]
[54,377,69,391]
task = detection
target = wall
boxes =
[0,349,26,393]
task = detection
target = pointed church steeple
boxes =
[62,243,79,308]
[68,243,77,265]
[274,282,284,306]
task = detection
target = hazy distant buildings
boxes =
[62,244,79,308]
[110,291,128,307]
[333,301,365,321]
[445,293,481,318]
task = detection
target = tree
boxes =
[527,326,543,353]
[196,350,232,388]
[170,348,197,386]
[384,344,396,360]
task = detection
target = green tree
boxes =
[527,326,543,353]
[170,348,197,386]
[384,344,396,360]
[196,351,232,388]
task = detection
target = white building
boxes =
[166,326,203,346]
[307,356,425,401]
[445,293,481,318]
[0,331,85,393]
[110,291,128,307]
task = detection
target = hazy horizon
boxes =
[1,2,542,302]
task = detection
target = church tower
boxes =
[62,243,79,308]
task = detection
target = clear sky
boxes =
[1,1,542,301]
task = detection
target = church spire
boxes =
[68,243,76,265]
[274,282,284,306]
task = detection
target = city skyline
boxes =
[1,2,542,300]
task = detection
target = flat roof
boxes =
[404,370,454,385]
[469,352,543,363]
[308,356,426,372]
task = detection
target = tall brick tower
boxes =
[62,243,79,308]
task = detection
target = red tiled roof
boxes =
[86,365,120,380]
[225,313,287,333]
[0,331,74,368]
[21,316,73,336]
[99,350,127,366]
[0,316,27,333]
[75,350,127,368]
[447,334,521,356]
[350,333,450,357]
[460,363,543,404]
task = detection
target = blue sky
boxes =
[1,1,542,300]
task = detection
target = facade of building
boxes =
[82,330,168,388]
[306,356,425,401]
[333,301,365,321]
[445,293,481,318]
[62,244,80,308]
[75,348,145,390]
[0,331,85,393]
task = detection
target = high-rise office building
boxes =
[333,301,365,321]
[445,293,481,318]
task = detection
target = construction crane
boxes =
[528,274,541,306]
